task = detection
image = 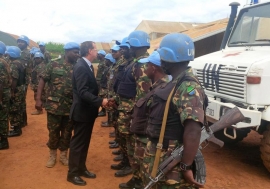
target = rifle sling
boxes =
[150,85,176,178]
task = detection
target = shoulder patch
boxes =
[187,85,195,96]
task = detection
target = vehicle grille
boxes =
[196,64,248,101]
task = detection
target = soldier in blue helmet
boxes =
[35,42,80,168]
[30,52,46,115]
[17,35,31,127]
[141,33,207,189]
[0,41,11,149]
[96,49,107,117]
[39,42,51,64]
[6,46,25,137]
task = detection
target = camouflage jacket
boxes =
[118,54,151,112]
[43,50,52,64]
[31,61,46,91]
[172,67,205,125]
[96,59,106,81]
[40,59,73,115]
[107,57,125,98]
[10,59,26,87]
[0,57,11,89]
[20,48,32,84]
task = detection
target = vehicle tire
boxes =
[214,128,251,144]
[260,125,270,172]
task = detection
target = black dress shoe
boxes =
[109,143,119,149]
[67,175,86,186]
[113,154,123,161]
[115,166,133,177]
[112,149,121,155]
[79,170,96,178]
[109,140,116,145]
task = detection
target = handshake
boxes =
[102,98,117,109]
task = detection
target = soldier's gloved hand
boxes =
[182,170,204,188]
[35,99,43,111]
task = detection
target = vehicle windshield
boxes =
[228,3,270,47]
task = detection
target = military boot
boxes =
[59,150,69,166]
[111,161,126,170]
[46,149,57,168]
[115,166,133,177]
[98,107,106,117]
[119,177,143,189]
[8,126,22,137]
[113,154,123,161]
[31,109,43,115]
[0,134,9,150]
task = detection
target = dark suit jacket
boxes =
[70,58,102,122]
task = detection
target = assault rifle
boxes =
[144,107,245,189]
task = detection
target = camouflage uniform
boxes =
[20,48,32,125]
[117,55,151,179]
[9,60,25,128]
[31,60,46,103]
[43,50,52,64]
[40,59,73,151]
[0,57,11,136]
[142,68,205,189]
[96,59,106,87]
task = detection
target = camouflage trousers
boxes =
[117,110,132,166]
[0,89,10,135]
[9,86,24,127]
[46,112,73,151]
[142,140,196,189]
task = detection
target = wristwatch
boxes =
[179,162,192,171]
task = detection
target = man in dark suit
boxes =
[67,41,108,186]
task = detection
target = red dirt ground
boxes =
[1,78,270,189]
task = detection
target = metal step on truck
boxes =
[190,1,270,172]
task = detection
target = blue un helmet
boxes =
[127,30,150,48]
[105,53,116,64]
[39,42,46,46]
[6,46,21,58]
[30,47,40,55]
[119,37,130,49]
[63,42,80,50]
[98,50,106,56]
[17,35,30,45]
[157,33,195,63]
[34,52,44,59]
[0,41,6,55]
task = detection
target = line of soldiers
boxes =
[95,31,207,189]
[0,35,52,150]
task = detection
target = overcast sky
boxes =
[0,0,268,44]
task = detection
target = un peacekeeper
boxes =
[109,37,134,157]
[119,51,169,189]
[39,42,52,64]
[35,42,80,168]
[112,31,152,180]
[142,33,207,189]
[99,53,115,126]
[30,52,46,115]
[0,42,11,149]
[30,47,41,62]
[96,50,107,117]
[17,35,32,126]
[102,45,123,128]
[6,46,25,137]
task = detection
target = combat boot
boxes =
[115,166,133,177]
[46,149,57,168]
[31,109,43,115]
[113,154,123,161]
[8,126,22,137]
[59,150,69,166]
[111,161,126,170]
[119,177,143,189]
[98,108,106,117]
[112,149,121,155]
[0,134,9,150]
